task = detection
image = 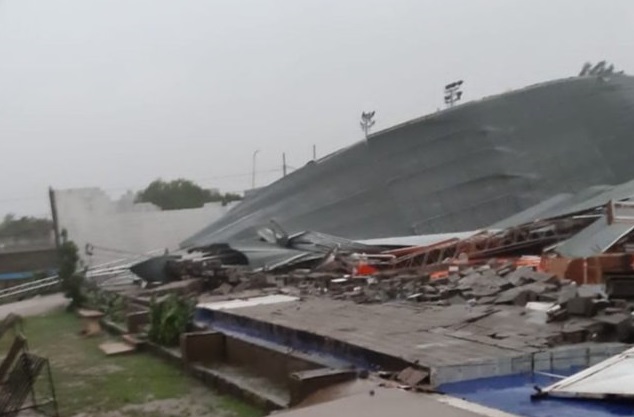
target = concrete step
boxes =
[192,362,290,411]
[121,333,145,348]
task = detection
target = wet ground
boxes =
[0,292,67,319]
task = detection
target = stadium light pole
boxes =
[444,80,464,108]
[360,111,376,138]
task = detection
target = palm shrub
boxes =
[148,295,195,346]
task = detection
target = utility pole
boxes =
[360,111,376,138]
[48,187,60,249]
[282,153,287,177]
[444,80,464,108]
[251,149,260,189]
[312,145,317,161]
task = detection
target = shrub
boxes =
[148,295,195,346]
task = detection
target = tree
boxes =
[58,229,84,311]
[0,214,53,239]
[136,179,242,210]
[221,192,243,206]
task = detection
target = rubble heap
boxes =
[196,262,634,345]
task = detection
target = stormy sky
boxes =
[1,0,633,217]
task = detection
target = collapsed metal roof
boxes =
[183,74,634,249]
[537,346,634,401]
[493,179,634,229]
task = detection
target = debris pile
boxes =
[270,262,563,306]
[156,255,633,345]
[246,265,632,345]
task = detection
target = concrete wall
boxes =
[180,330,322,384]
[225,337,320,384]
[432,343,630,386]
[181,331,226,364]
[195,307,411,372]
[54,188,235,265]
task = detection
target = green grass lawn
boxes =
[9,309,264,417]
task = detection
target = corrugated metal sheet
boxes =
[539,346,634,400]
[554,215,634,258]
[539,181,634,220]
[491,194,576,229]
[183,75,634,248]
[495,179,634,229]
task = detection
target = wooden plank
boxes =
[77,309,104,319]
[99,342,136,356]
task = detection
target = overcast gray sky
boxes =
[1,0,633,217]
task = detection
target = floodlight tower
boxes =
[444,80,464,108]
[360,111,376,138]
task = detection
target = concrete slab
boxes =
[196,296,630,386]
[200,298,561,370]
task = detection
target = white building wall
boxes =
[54,188,234,266]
